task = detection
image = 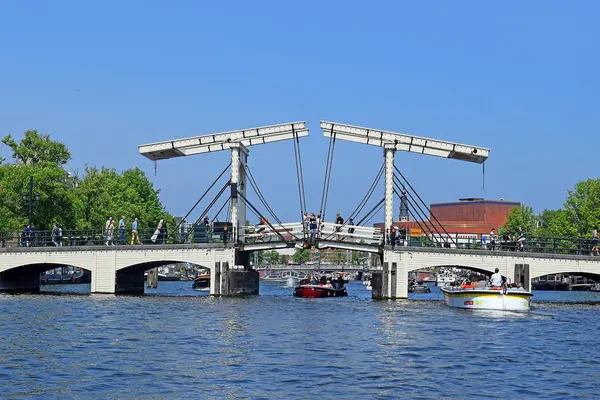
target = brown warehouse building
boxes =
[374,198,521,238]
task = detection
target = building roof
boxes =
[431,199,520,207]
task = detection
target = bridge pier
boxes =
[211,250,259,296]
[372,250,407,299]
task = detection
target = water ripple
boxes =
[1,281,600,398]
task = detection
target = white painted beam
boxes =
[139,122,308,161]
[321,120,489,164]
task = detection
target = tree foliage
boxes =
[74,166,170,230]
[0,130,172,233]
[535,209,577,238]
[564,179,600,236]
[263,250,281,265]
[292,248,310,264]
[501,205,536,236]
[502,179,600,239]
[2,130,70,166]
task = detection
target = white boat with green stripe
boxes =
[440,286,533,312]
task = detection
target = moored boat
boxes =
[192,273,210,291]
[408,281,431,293]
[440,286,533,311]
[436,273,456,287]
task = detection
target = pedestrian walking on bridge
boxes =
[131,218,140,245]
[118,216,126,245]
[51,223,59,247]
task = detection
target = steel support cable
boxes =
[393,165,457,247]
[244,165,294,229]
[319,130,336,221]
[392,175,440,242]
[244,165,284,224]
[392,177,441,245]
[393,188,431,244]
[236,191,288,242]
[292,126,307,219]
[351,163,385,221]
[392,180,442,246]
[394,164,455,244]
[173,162,231,234]
[211,197,230,223]
[243,164,301,240]
[356,197,385,226]
[392,188,437,246]
[181,180,231,243]
[322,163,384,241]
[321,135,336,222]
[360,200,385,226]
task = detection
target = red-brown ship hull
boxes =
[293,285,348,298]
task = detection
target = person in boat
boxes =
[490,268,503,287]
[309,275,318,285]
[320,275,327,285]
[461,279,473,289]
[337,274,345,288]
[325,280,333,289]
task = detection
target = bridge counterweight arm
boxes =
[320,121,489,164]
[139,122,308,161]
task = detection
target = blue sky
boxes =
[1,1,599,224]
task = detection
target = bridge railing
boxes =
[242,222,305,243]
[0,226,232,249]
[408,233,597,256]
[319,222,383,246]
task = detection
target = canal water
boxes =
[2,282,600,399]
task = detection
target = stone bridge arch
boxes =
[0,261,93,293]
[113,248,235,295]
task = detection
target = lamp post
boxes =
[22,176,40,226]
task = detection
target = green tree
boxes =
[265,250,280,265]
[351,251,365,265]
[564,179,600,236]
[501,205,536,236]
[73,166,170,232]
[2,130,70,166]
[536,209,577,238]
[0,130,172,236]
[292,248,310,264]
[0,130,78,230]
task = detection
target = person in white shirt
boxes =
[489,228,496,250]
[490,268,503,287]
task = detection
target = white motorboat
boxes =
[284,276,299,288]
[440,286,533,312]
[436,273,456,287]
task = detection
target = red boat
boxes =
[293,282,348,298]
